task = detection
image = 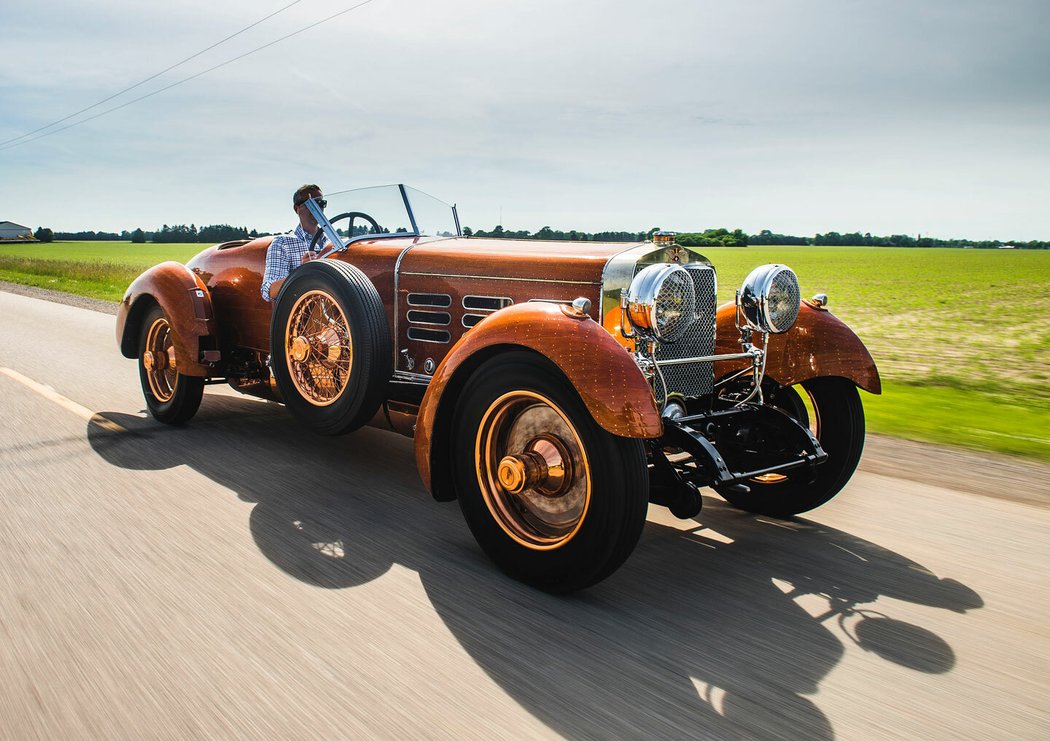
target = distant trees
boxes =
[52,230,121,240]
[749,229,808,246]
[150,224,255,243]
[677,228,748,247]
[467,225,650,242]
[41,220,1050,249]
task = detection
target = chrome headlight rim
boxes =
[625,263,696,342]
[737,264,801,335]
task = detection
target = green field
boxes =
[0,242,205,300]
[2,241,1049,462]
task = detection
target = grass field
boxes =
[2,241,1049,462]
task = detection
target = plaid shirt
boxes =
[260,224,327,301]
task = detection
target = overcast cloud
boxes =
[1,0,1047,239]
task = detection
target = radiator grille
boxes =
[653,264,717,398]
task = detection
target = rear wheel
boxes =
[714,377,865,517]
[452,351,649,592]
[138,304,204,425]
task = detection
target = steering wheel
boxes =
[310,211,384,253]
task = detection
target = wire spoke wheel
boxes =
[475,390,591,550]
[143,316,178,403]
[284,289,354,406]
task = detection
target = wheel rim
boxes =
[143,316,178,402]
[285,289,353,407]
[475,390,591,550]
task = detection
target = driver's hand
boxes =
[300,252,315,265]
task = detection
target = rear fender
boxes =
[715,300,881,394]
[116,262,218,377]
[414,302,662,500]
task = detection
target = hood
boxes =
[397,237,646,285]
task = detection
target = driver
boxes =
[260,183,329,301]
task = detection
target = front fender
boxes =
[116,262,218,377]
[715,301,881,394]
[414,302,662,499]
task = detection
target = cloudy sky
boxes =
[1,0,1048,239]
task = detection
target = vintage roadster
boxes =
[117,185,880,591]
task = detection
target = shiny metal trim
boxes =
[393,370,433,384]
[392,242,419,371]
[600,242,713,338]
[738,264,800,334]
[462,314,486,329]
[655,350,759,366]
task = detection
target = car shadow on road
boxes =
[88,395,983,739]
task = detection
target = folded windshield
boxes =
[306,184,460,249]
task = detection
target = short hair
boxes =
[293,183,321,208]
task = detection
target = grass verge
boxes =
[865,381,1050,463]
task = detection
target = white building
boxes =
[0,221,32,240]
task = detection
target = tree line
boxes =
[35,224,262,244]
[28,223,1050,249]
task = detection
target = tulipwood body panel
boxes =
[714,301,882,393]
[116,261,217,377]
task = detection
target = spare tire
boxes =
[270,260,391,435]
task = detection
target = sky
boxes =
[1,0,1048,240]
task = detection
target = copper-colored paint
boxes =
[398,237,634,284]
[117,261,217,377]
[714,301,882,394]
[473,389,592,550]
[284,289,353,407]
[413,301,662,495]
[143,317,177,402]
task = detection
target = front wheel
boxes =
[451,351,649,592]
[138,304,204,425]
[714,377,865,517]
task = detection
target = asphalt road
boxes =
[1,289,1048,739]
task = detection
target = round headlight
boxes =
[738,264,801,334]
[625,264,696,342]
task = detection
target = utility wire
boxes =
[0,0,305,148]
[0,0,377,153]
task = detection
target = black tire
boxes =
[715,376,865,517]
[138,304,205,425]
[270,260,391,435]
[451,350,649,592]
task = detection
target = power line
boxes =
[0,0,305,148]
[0,0,377,153]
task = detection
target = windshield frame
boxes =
[304,184,460,254]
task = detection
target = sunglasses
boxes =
[297,197,327,210]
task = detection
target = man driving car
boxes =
[260,183,328,301]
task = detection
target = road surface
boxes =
[1,288,1047,739]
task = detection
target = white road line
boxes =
[0,367,126,433]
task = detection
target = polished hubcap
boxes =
[285,290,353,406]
[476,391,590,550]
[143,317,177,403]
